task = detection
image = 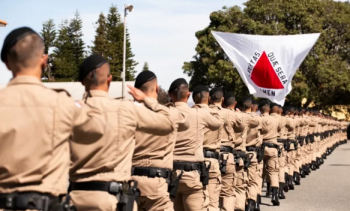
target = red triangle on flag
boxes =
[250,51,284,89]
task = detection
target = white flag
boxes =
[211,31,320,105]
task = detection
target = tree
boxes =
[90,13,109,57]
[183,0,350,108]
[98,5,138,81]
[40,19,56,81]
[52,19,75,81]
[142,62,150,71]
[52,11,86,81]
[157,86,169,105]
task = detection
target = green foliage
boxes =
[183,0,350,107]
[91,5,138,81]
[142,62,149,71]
[51,11,85,81]
[40,19,56,80]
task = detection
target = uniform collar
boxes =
[89,90,110,98]
[175,102,188,107]
[262,113,270,116]
[197,103,209,108]
[8,76,44,87]
[210,104,222,109]
[270,113,279,116]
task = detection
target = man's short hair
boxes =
[7,33,44,68]
[211,91,223,103]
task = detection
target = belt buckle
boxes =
[109,182,122,195]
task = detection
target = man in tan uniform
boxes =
[0,27,106,211]
[69,56,176,211]
[219,93,237,211]
[269,103,287,200]
[131,71,189,211]
[191,86,222,211]
[241,97,262,211]
[170,79,222,211]
[232,98,259,211]
[259,100,280,206]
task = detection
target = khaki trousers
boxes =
[234,165,247,211]
[278,149,286,183]
[263,147,279,188]
[70,190,118,211]
[132,175,173,211]
[247,152,260,201]
[286,151,294,176]
[206,158,221,211]
[219,153,235,211]
[173,170,209,211]
[293,145,302,172]
[256,162,264,196]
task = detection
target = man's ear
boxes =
[41,54,49,70]
[156,84,159,94]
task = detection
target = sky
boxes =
[0,0,246,89]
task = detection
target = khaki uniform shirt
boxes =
[286,115,296,139]
[174,102,222,162]
[308,116,317,135]
[233,110,259,151]
[301,115,309,136]
[245,112,262,147]
[70,90,175,183]
[260,113,279,144]
[133,103,189,169]
[0,76,106,196]
[193,104,224,152]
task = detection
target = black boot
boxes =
[271,187,280,206]
[254,195,261,211]
[320,157,324,164]
[300,166,306,178]
[246,199,255,211]
[283,173,289,192]
[311,161,317,171]
[293,172,300,185]
[266,182,271,197]
[304,164,310,175]
[288,175,294,190]
[316,158,320,169]
[323,153,327,159]
[278,183,286,199]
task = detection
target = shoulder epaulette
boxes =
[51,88,71,97]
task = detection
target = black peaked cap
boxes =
[241,95,252,103]
[210,87,223,96]
[79,55,108,82]
[134,71,157,88]
[1,27,39,62]
[259,100,270,109]
[168,78,188,92]
[192,85,209,96]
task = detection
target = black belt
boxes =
[132,166,171,179]
[0,192,59,210]
[173,162,201,171]
[203,149,220,159]
[277,139,283,143]
[246,146,256,152]
[262,142,279,149]
[220,146,234,153]
[70,181,124,195]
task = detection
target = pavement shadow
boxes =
[329,164,350,166]
[260,202,273,207]
[338,148,350,151]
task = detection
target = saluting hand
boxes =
[127,84,146,102]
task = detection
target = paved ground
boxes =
[261,142,350,211]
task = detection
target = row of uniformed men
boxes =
[0,26,347,211]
